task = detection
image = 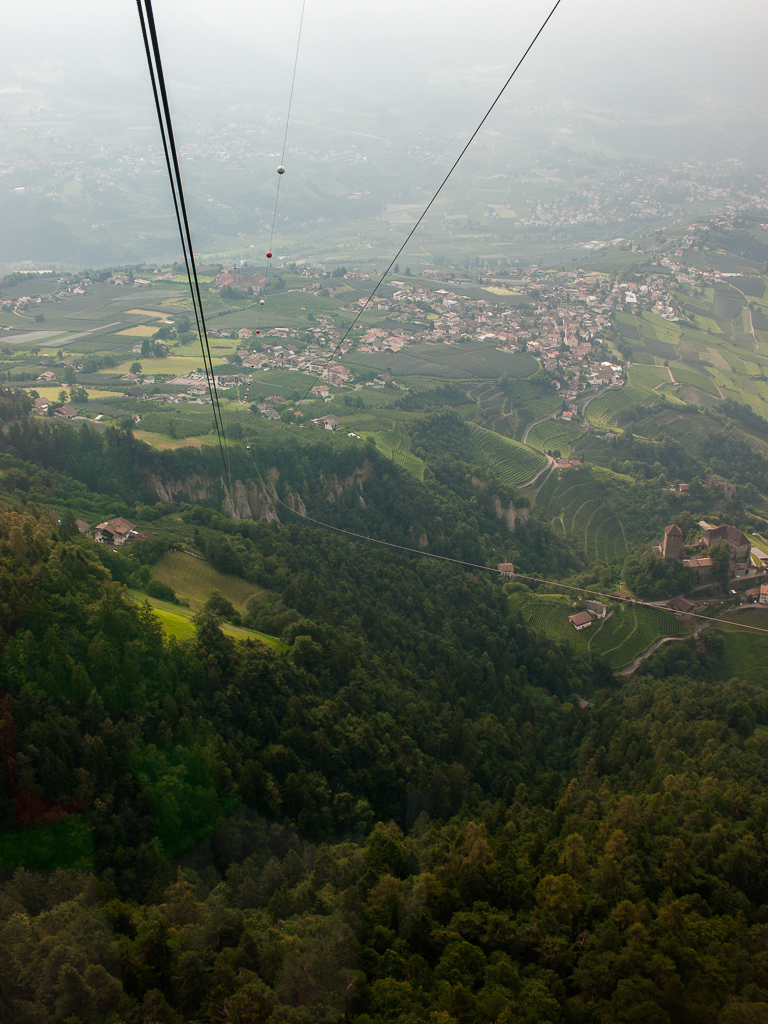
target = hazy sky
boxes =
[3,0,768,265]
[4,0,768,123]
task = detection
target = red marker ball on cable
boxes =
[256,330,260,334]
[266,251,273,259]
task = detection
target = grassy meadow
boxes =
[150,551,267,615]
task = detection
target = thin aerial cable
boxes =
[291,0,564,411]
[258,0,307,334]
[279,0,306,169]
[243,447,768,638]
[136,0,230,478]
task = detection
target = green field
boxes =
[714,627,768,682]
[467,422,546,485]
[526,418,583,456]
[638,311,682,346]
[716,608,768,632]
[129,590,286,649]
[345,340,538,381]
[212,289,345,327]
[708,609,768,682]
[139,596,197,639]
[111,355,231,376]
[24,386,129,402]
[669,364,721,397]
[152,552,265,614]
[627,364,670,390]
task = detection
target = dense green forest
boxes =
[1,493,768,1023]
[1,397,768,1023]
[0,413,579,580]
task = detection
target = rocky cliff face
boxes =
[493,495,529,531]
[472,477,529,531]
[146,461,373,522]
[147,469,280,521]
[221,477,281,522]
[318,461,375,502]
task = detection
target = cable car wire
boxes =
[258,0,307,334]
[136,0,230,479]
[270,0,306,254]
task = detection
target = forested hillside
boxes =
[0,414,577,580]
[1,491,768,1023]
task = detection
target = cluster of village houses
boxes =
[653,520,753,575]
[1,275,92,316]
[186,266,632,405]
[15,256,755,436]
[608,256,745,320]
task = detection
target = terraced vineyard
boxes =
[530,463,560,505]
[366,428,426,480]
[585,505,628,564]
[538,472,627,564]
[507,588,591,653]
[591,605,682,669]
[465,381,517,435]
[567,436,615,468]
[590,465,634,485]
[736,428,768,458]
[467,423,546,486]
[526,418,583,456]
[657,385,692,408]
[585,385,658,429]
[506,380,562,421]
[510,586,684,670]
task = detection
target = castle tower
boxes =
[661,524,684,562]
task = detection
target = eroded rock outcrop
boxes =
[493,495,529,531]
[147,460,371,522]
[319,460,375,502]
[221,478,280,522]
